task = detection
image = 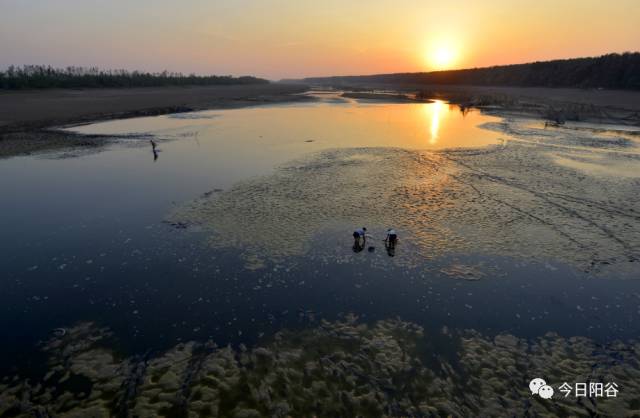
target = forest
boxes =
[0,66,269,89]
[302,53,640,90]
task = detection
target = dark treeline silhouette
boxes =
[300,53,640,90]
[0,65,269,89]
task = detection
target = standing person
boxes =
[150,139,159,161]
[385,228,397,244]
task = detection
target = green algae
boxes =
[2,318,639,417]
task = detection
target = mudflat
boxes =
[0,83,309,130]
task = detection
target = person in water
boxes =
[384,228,398,257]
[352,227,367,253]
[385,228,398,244]
[150,139,159,161]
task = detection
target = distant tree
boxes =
[303,53,640,90]
[0,65,269,90]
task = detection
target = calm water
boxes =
[1,96,637,378]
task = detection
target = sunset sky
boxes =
[1,0,638,79]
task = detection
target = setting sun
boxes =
[425,43,459,70]
[1,1,640,416]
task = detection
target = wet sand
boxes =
[172,129,640,275]
[0,83,309,158]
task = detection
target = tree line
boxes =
[0,65,269,89]
[303,53,640,90]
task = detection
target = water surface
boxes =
[1,96,639,415]
[1,98,506,368]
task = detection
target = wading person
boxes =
[150,139,159,161]
[384,228,398,257]
[385,228,397,244]
[352,227,367,253]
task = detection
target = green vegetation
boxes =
[303,52,640,90]
[0,65,269,89]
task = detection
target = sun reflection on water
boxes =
[70,98,504,152]
[427,100,445,144]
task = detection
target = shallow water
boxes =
[2,96,640,415]
[0,100,501,360]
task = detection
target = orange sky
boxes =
[1,0,638,79]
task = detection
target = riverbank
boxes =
[336,85,640,126]
[0,83,310,158]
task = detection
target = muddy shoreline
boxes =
[0,84,312,158]
[339,88,640,127]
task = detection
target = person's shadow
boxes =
[352,236,365,253]
[385,240,396,257]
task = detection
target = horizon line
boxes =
[285,51,639,82]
